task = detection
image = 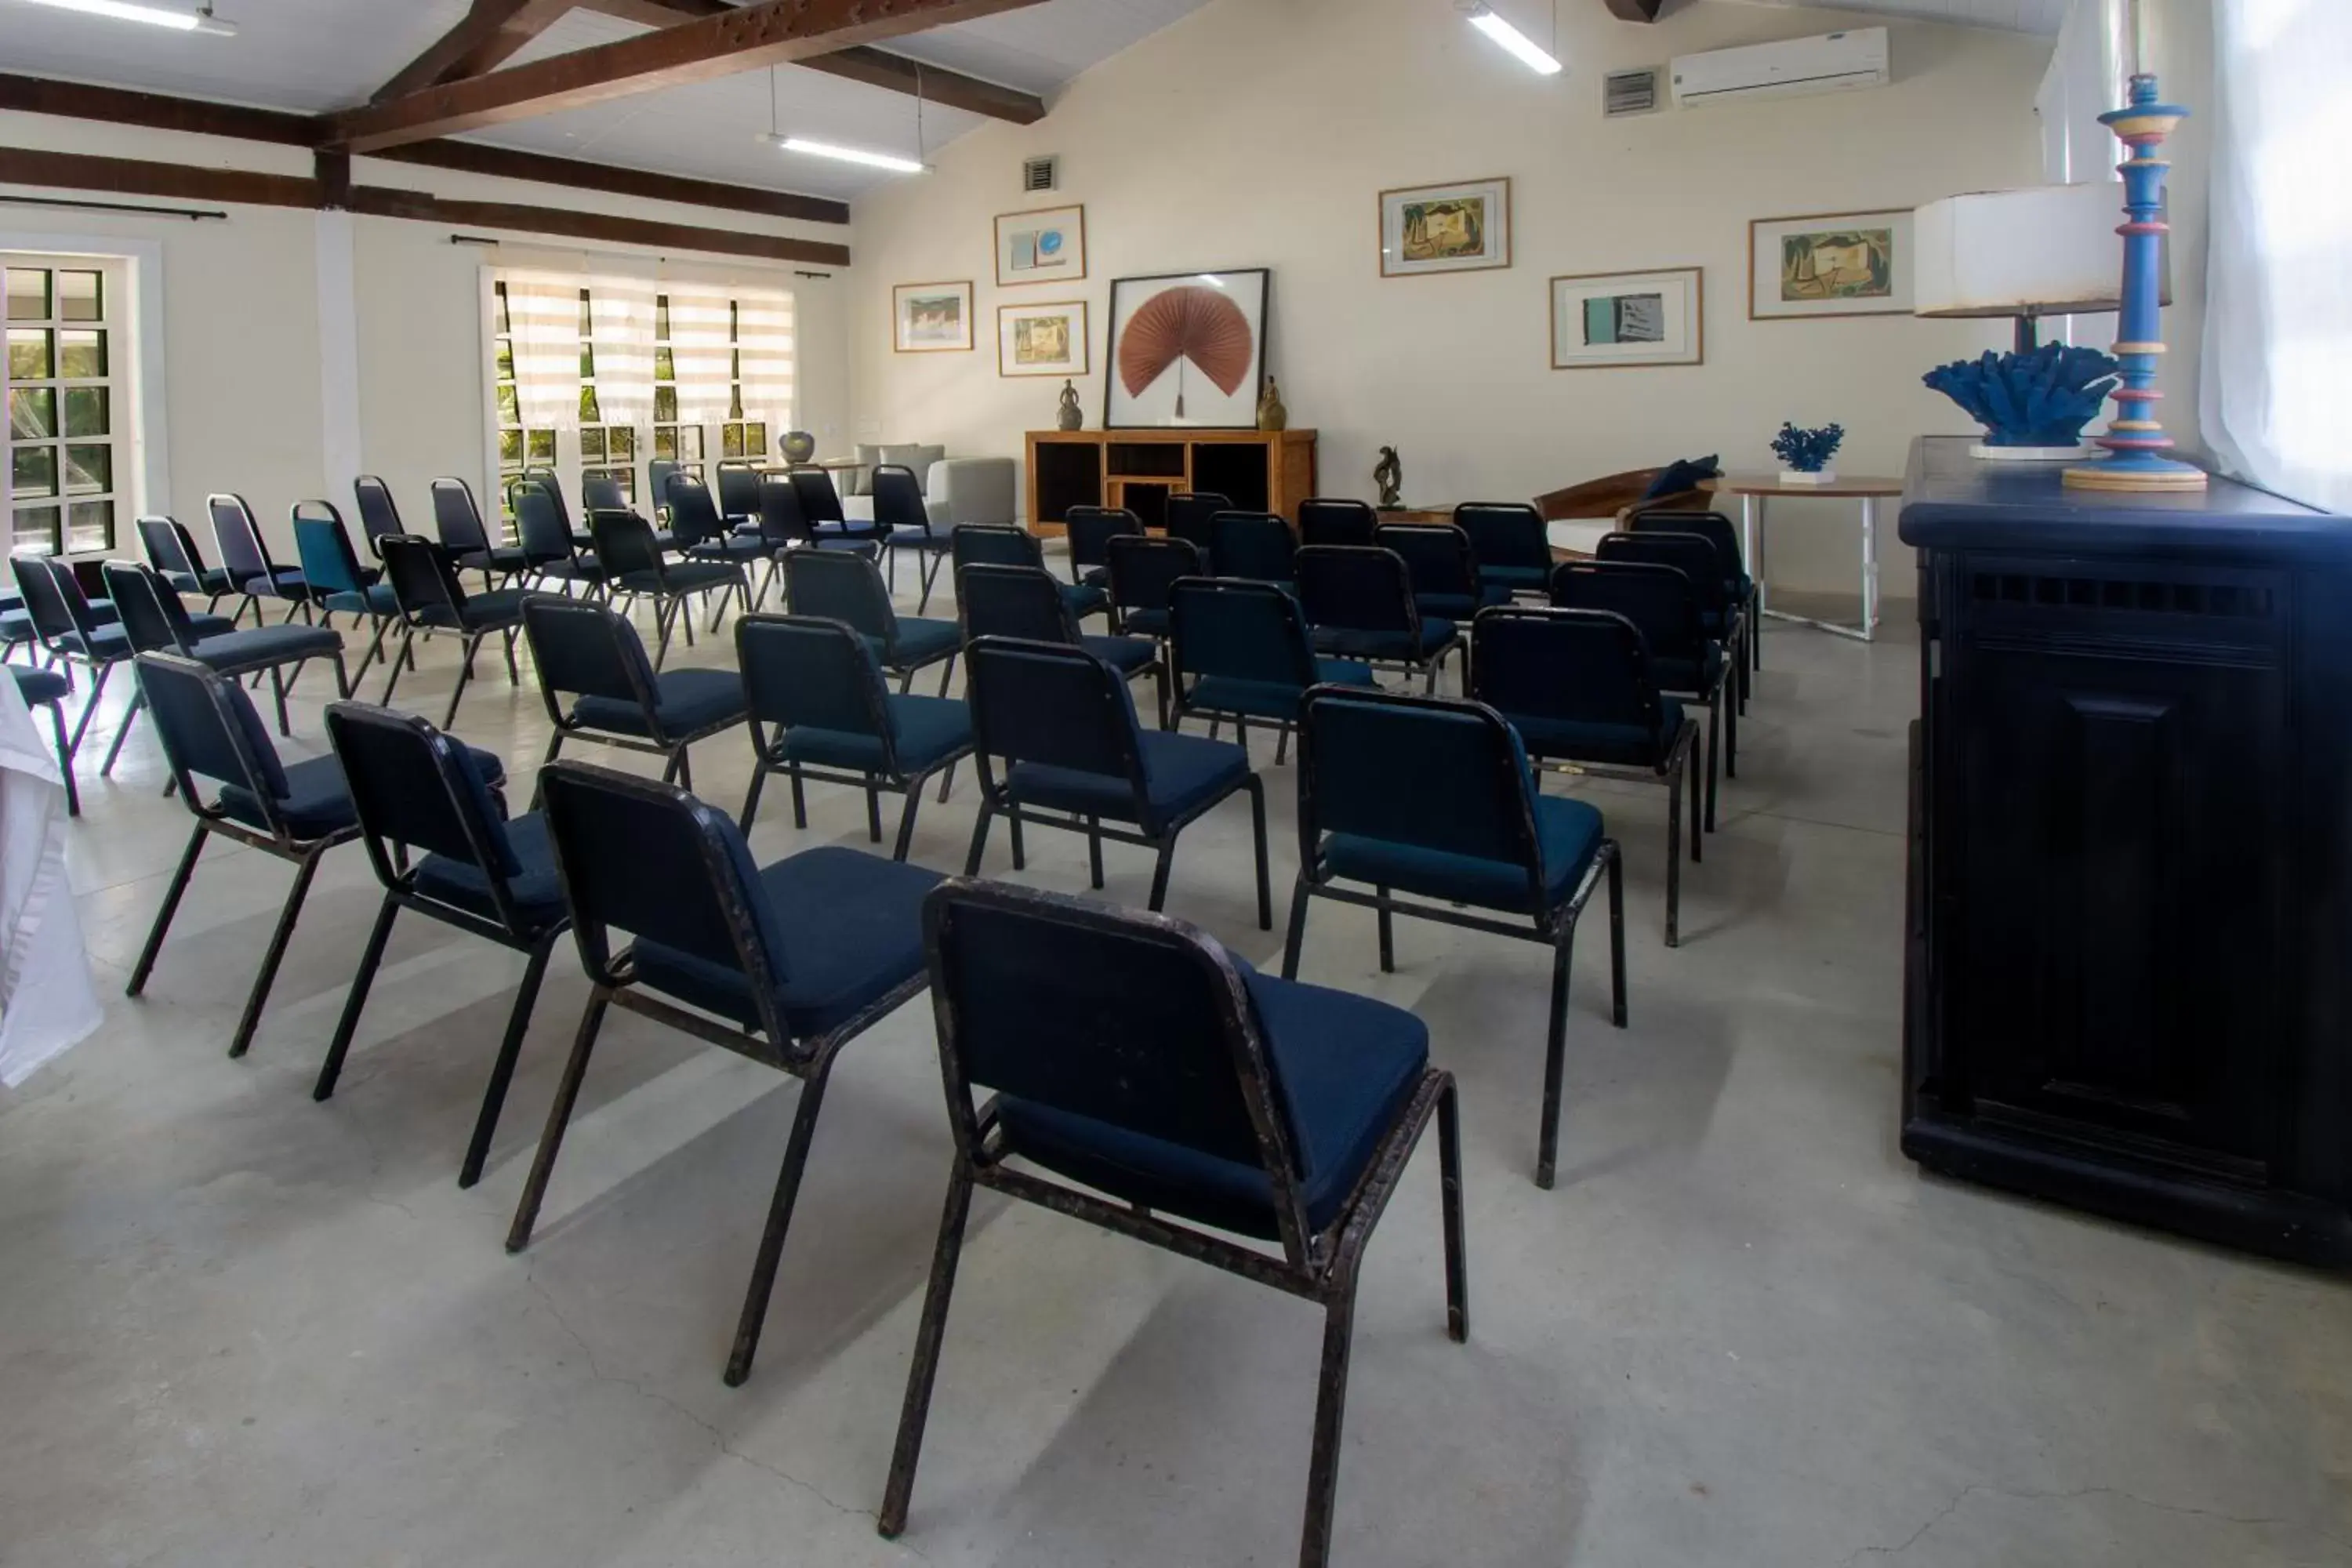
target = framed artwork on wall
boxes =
[1748,209,1915,320]
[998,300,1090,377]
[994,205,1088,287]
[1104,269,1269,428]
[1549,267,1704,368]
[1378,176,1512,278]
[893,280,974,353]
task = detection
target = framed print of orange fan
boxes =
[1104,269,1270,429]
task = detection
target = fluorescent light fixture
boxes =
[19,0,237,34]
[771,136,925,174]
[1459,1,1561,74]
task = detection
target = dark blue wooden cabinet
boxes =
[1899,437,2352,1264]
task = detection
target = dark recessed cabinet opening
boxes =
[1191,444,1272,512]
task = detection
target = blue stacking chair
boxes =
[962,635,1270,924]
[1209,510,1298,589]
[1597,528,1744,714]
[667,472,772,581]
[735,614,973,858]
[15,556,227,776]
[509,759,946,1386]
[138,514,237,615]
[1167,575,1376,764]
[877,879,1467,1568]
[1630,506,1759,690]
[782,548,960,695]
[430,476,531,588]
[951,524,1107,625]
[580,473,629,515]
[0,591,34,665]
[1105,533,1198,639]
[872,464,955,607]
[956,562,1166,728]
[292,502,402,685]
[12,666,79,815]
[101,561,346,764]
[1163,490,1229,568]
[1294,543,1461,693]
[125,651,506,1058]
[350,475,408,561]
[315,702,570,1186]
[520,594,747,796]
[715,462,764,533]
[1062,504,1142,589]
[1281,685,1626,1188]
[1298,497,1379,549]
[648,457,684,523]
[586,506,745,669]
[1377,522,1509,622]
[513,481,608,601]
[1454,503,1555,600]
[787,466,886,554]
[208,492,315,623]
[1472,604,1701,946]
[376,535,528,728]
[1552,558,1731,832]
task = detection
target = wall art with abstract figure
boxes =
[1550,267,1704,368]
[1105,269,1270,428]
[995,205,1087,288]
[1379,177,1512,278]
[894,280,974,353]
[1748,209,1914,320]
[998,300,1089,379]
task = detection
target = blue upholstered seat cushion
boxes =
[240,569,312,599]
[322,583,401,617]
[183,611,237,640]
[1120,607,1171,638]
[1650,644,1726,697]
[1189,659,1376,722]
[1060,581,1110,619]
[11,666,69,706]
[572,666,747,739]
[1641,454,1721,501]
[166,568,238,597]
[1414,587,1510,622]
[874,616,960,670]
[1080,634,1158,675]
[412,810,567,931]
[1005,728,1249,831]
[630,844,945,1037]
[187,623,342,672]
[1480,563,1552,590]
[1509,697,1686,768]
[455,546,531,572]
[217,744,506,841]
[1312,618,1458,662]
[1323,793,1605,915]
[1080,564,1111,587]
[815,520,885,540]
[615,560,739,596]
[688,535,771,564]
[780,693,971,775]
[1,611,31,644]
[995,967,1429,1240]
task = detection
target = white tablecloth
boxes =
[0,671,102,1086]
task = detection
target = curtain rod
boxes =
[0,193,226,222]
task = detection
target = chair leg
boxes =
[1535,917,1577,1189]
[228,848,326,1059]
[789,762,808,829]
[48,700,79,816]
[739,760,771,833]
[1607,845,1628,1028]
[1246,775,1272,929]
[877,1163,976,1541]
[1086,817,1105,888]
[936,653,957,699]
[724,1056,838,1387]
[330,649,352,701]
[891,779,925,862]
[66,659,113,757]
[1376,887,1396,973]
[506,988,612,1254]
[1007,804,1027,871]
[380,630,415,706]
[314,892,399,1100]
[1704,695,1721,833]
[99,690,144,776]
[1279,875,1312,979]
[268,666,292,736]
[1722,666,1738,779]
[935,756,958,804]
[652,601,678,670]
[441,635,481,729]
[1297,1284,1361,1568]
[962,799,993,877]
[502,627,521,688]
[127,824,206,996]
[1145,834,1177,912]
[866,782,884,844]
[460,935,557,1189]
[1437,1079,1468,1341]
[1665,754,1683,951]
[1276,723,1291,767]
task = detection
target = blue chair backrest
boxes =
[1471,606,1658,732]
[521,595,657,710]
[951,524,1040,572]
[1298,687,1540,872]
[736,614,891,742]
[716,463,762,521]
[1107,535,1200,618]
[648,459,682,516]
[379,535,467,626]
[137,515,197,579]
[352,476,405,557]
[869,465,925,534]
[514,483,575,564]
[207,492,272,580]
[1209,512,1295,585]
[754,475,811,549]
[1597,531,1726,616]
[1377,524,1478,598]
[1455,504,1550,572]
[325,700,521,895]
[293,503,369,596]
[1628,508,1744,580]
[1163,492,1229,557]
[430,477,492,554]
[1550,559,1704,664]
[783,548,895,641]
[960,564,1073,646]
[1298,499,1377,549]
[788,467,846,526]
[586,508,665,580]
[11,557,81,646]
[582,474,628,513]
[966,636,1142,786]
[923,880,1295,1178]
[666,474,725,548]
[1170,577,1316,688]
[1065,506,1139,570]
[101,561,191,655]
[135,650,290,804]
[1294,545,1417,636]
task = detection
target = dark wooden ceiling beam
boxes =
[0,71,318,145]
[0,147,318,209]
[1602,0,1665,20]
[372,0,578,102]
[328,0,1051,151]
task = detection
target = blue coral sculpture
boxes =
[1922,342,2120,449]
[1771,422,1845,474]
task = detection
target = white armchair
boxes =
[842,456,1017,528]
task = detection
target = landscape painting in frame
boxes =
[1380,177,1512,278]
[995,205,1087,288]
[998,300,1089,378]
[1105,269,1269,428]
[894,281,974,353]
[1748,209,1915,320]
[1550,267,1704,369]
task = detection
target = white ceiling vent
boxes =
[1022,154,1060,194]
[1603,67,1662,118]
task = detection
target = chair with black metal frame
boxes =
[12,666,80,815]
[958,561,1168,729]
[1297,497,1379,549]
[715,461,764,535]
[101,561,347,765]
[665,473,769,627]
[138,515,236,617]
[1629,506,1759,695]
[788,466,887,556]
[961,635,1271,924]
[208,492,315,624]
[1293,543,1462,694]
[784,546,961,697]
[430,476,532,590]
[125,651,503,1058]
[873,463,955,608]
[581,473,630,515]
[1377,522,1510,623]
[586,506,747,669]
[520,593,749,796]
[376,534,528,728]
[1280,684,1627,1189]
[351,475,408,561]
[14,556,225,785]
[514,480,608,603]
[1550,558,1733,835]
[1167,575,1377,765]
[510,757,946,1386]
[736,613,973,860]
[1592,532,1740,778]
[1209,510,1298,590]
[1062,504,1142,590]
[293,504,405,688]
[648,458,684,524]
[0,597,27,667]
[1104,533,1199,641]
[313,699,571,1187]
[1471,604,1700,946]
[1454,503,1555,601]
[1163,490,1229,568]
[877,877,1468,1568]
[951,523,1109,626]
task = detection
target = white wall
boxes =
[846,0,2059,597]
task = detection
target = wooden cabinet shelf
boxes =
[1026,429,1318,535]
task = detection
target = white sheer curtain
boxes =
[666,282,735,424]
[587,272,657,429]
[736,287,796,432]
[2200,0,2352,514]
[502,270,583,430]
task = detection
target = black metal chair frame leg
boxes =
[461,934,559,1189]
[65,659,114,757]
[314,891,401,1100]
[227,844,329,1059]
[98,688,143,776]
[506,989,613,1254]
[126,822,208,996]
[46,699,80,816]
[877,1162,975,1539]
[722,1048,840,1386]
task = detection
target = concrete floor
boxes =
[2,579,2347,1568]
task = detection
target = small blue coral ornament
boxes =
[1922,341,2119,460]
[1771,422,1845,485]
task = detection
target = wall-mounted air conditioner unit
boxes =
[1669,27,1889,109]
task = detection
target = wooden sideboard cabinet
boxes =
[1899,437,2352,1265]
[1025,429,1317,535]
